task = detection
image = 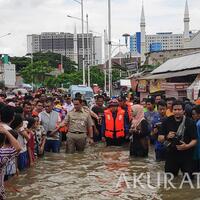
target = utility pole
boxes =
[81,0,85,85]
[86,14,90,87]
[31,43,34,89]
[108,0,112,96]
[119,39,122,78]
[104,29,108,92]
[61,53,64,73]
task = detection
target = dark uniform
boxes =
[160,116,197,176]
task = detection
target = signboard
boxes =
[138,80,147,92]
[4,64,16,86]
[120,79,131,87]
[150,80,162,93]
[131,79,138,91]
[150,43,162,52]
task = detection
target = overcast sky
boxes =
[0,0,200,56]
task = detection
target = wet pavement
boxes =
[6,143,200,200]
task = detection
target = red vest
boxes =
[104,108,125,139]
[126,102,133,121]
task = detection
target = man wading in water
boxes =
[158,100,197,178]
[61,98,94,153]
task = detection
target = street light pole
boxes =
[71,0,85,85]
[86,14,90,87]
[91,35,94,66]
[108,0,112,97]
[81,0,85,85]
[0,33,11,39]
[104,29,108,92]
[119,39,122,78]
[31,42,34,89]
[61,53,63,73]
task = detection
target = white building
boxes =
[27,31,103,68]
[93,36,102,65]
[130,0,200,59]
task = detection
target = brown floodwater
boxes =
[6,143,200,200]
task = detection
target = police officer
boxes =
[63,98,94,153]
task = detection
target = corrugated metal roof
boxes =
[152,52,200,74]
[139,68,200,80]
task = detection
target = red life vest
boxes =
[126,102,133,121]
[104,107,125,139]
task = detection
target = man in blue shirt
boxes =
[144,98,157,143]
[151,100,167,161]
[193,105,200,172]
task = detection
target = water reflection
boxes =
[6,144,200,200]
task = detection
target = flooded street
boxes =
[6,144,200,200]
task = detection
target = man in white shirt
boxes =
[63,95,74,113]
[39,99,61,153]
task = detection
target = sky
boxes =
[0,0,200,57]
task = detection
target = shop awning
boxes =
[152,52,200,74]
[139,68,200,80]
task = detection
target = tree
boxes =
[20,61,53,86]
[11,52,77,73]
[43,66,122,89]
[90,66,105,88]
[30,52,77,72]
[10,56,31,72]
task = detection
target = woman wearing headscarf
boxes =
[129,104,150,157]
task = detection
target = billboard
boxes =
[4,64,16,86]
[150,43,162,52]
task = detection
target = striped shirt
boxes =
[0,147,17,200]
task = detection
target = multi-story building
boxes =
[27,32,102,68]
[130,0,200,62]
[130,32,185,53]
[130,31,196,54]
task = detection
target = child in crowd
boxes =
[33,116,46,157]
[4,130,19,181]
[0,125,21,200]
[10,114,30,171]
[26,118,36,166]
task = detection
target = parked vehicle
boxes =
[68,85,94,105]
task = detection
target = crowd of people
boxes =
[0,89,200,199]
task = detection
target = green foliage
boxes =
[20,61,53,86]
[10,52,77,72]
[44,66,121,89]
[15,51,122,89]
[112,69,121,82]
[32,52,77,72]
[10,56,31,72]
[90,66,105,88]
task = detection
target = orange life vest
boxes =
[59,126,68,134]
[104,107,125,139]
[56,123,68,134]
[126,102,133,121]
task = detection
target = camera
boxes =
[154,122,162,132]
[163,135,183,149]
